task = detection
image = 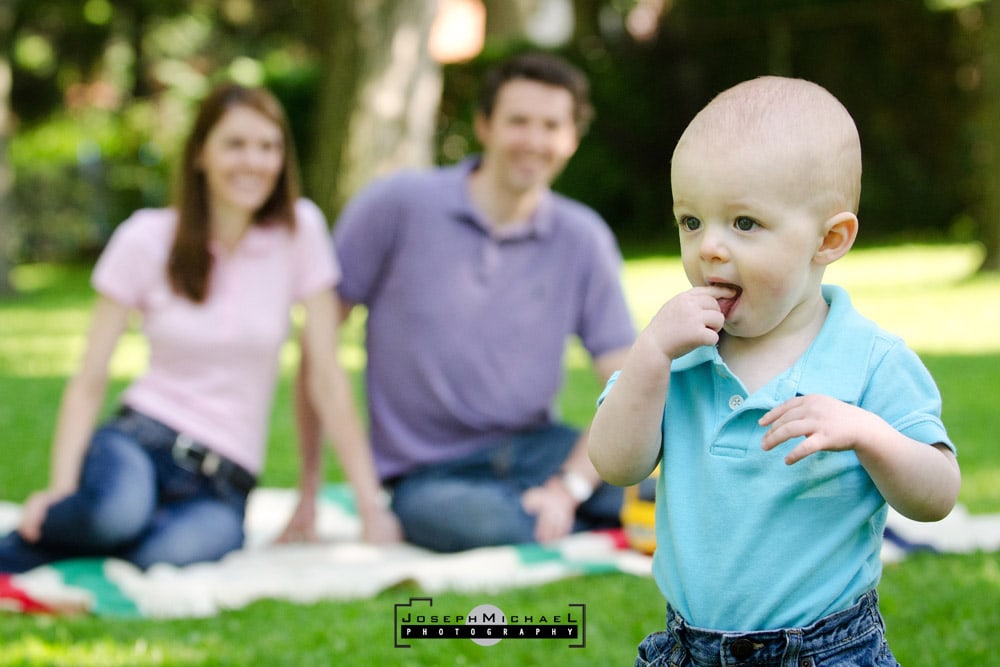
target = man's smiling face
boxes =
[474,79,580,197]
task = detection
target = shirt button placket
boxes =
[728,394,744,410]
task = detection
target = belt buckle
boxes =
[172,433,197,472]
[172,433,221,477]
[200,450,222,477]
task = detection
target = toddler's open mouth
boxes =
[710,282,742,318]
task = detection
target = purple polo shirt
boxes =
[334,158,635,480]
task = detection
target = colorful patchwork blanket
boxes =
[1,487,997,618]
[0,486,649,617]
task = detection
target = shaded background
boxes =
[2,0,999,290]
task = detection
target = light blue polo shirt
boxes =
[602,285,953,631]
[334,158,636,480]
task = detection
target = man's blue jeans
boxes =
[635,590,900,667]
[388,424,623,552]
[0,409,247,573]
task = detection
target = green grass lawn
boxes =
[0,244,998,665]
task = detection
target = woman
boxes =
[0,82,400,573]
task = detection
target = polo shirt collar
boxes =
[448,156,555,240]
[791,284,876,403]
[670,343,717,373]
[671,285,876,404]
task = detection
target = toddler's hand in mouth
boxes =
[708,282,742,318]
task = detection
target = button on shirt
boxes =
[601,285,954,632]
[333,158,636,480]
[91,200,337,474]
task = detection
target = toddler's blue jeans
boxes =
[636,589,899,667]
[0,408,248,573]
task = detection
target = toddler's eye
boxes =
[677,216,701,232]
[734,216,757,231]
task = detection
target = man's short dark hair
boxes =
[477,52,594,134]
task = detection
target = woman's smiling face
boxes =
[198,105,285,219]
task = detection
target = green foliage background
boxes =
[4,0,991,263]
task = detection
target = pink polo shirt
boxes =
[92,199,337,474]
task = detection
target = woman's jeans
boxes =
[0,409,248,573]
[388,424,623,552]
[635,590,900,667]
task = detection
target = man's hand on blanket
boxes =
[358,504,403,544]
[522,479,577,544]
[275,496,320,543]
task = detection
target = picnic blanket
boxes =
[0,486,650,618]
[1,486,998,618]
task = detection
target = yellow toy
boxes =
[620,467,658,555]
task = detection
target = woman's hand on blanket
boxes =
[18,489,66,542]
[274,496,402,544]
[275,497,320,544]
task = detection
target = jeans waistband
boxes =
[667,589,882,665]
[117,406,256,495]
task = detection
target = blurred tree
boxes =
[304,0,441,219]
[483,0,537,36]
[1,0,995,270]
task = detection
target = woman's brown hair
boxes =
[168,82,301,302]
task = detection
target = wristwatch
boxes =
[560,470,594,503]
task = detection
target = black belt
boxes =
[171,433,257,496]
[117,406,257,495]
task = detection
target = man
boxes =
[284,52,635,551]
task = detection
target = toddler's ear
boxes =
[814,212,858,265]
